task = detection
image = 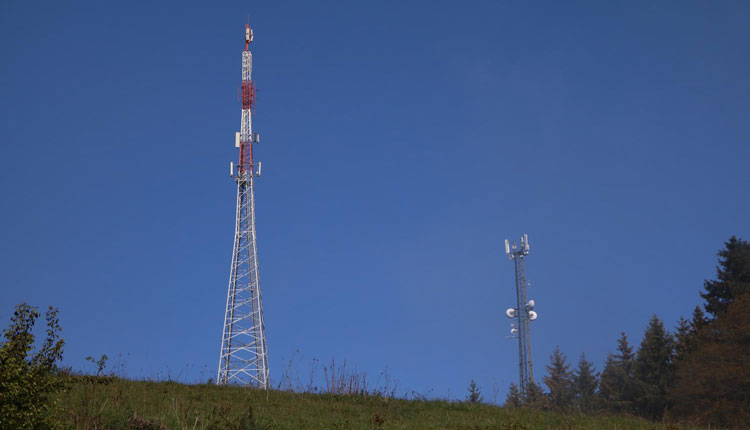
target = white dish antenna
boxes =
[529,311,538,321]
[527,300,535,309]
[505,308,516,318]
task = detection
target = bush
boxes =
[0,303,65,429]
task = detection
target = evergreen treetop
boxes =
[543,346,573,411]
[673,317,692,362]
[690,306,706,332]
[572,353,598,413]
[700,235,750,319]
[597,333,636,413]
[504,382,522,408]
[524,381,548,409]
[466,379,482,404]
[616,332,635,366]
[634,315,674,420]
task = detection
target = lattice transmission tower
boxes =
[504,234,538,399]
[217,22,269,388]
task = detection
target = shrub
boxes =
[0,303,65,429]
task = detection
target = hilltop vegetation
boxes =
[52,377,673,430]
[1,236,748,429]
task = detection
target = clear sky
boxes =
[1,0,748,401]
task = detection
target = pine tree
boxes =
[633,315,674,420]
[543,346,573,411]
[673,317,692,363]
[669,293,750,428]
[597,354,618,410]
[668,237,750,428]
[674,307,708,368]
[524,381,547,409]
[597,332,636,413]
[466,379,482,404]
[700,236,750,319]
[691,306,706,332]
[505,382,522,408]
[572,353,598,413]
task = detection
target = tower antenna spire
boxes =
[217,21,269,388]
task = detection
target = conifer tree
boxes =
[505,382,522,408]
[673,307,708,367]
[669,293,750,428]
[572,353,598,413]
[668,237,750,428]
[466,379,482,404]
[597,354,618,410]
[633,315,674,420]
[673,317,692,363]
[543,346,573,411]
[524,381,547,409]
[690,305,706,332]
[598,332,636,413]
[700,236,750,319]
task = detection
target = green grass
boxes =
[53,377,680,430]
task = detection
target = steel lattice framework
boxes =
[504,234,537,399]
[217,23,269,388]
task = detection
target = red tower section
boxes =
[238,23,256,175]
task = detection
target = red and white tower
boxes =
[217,23,269,388]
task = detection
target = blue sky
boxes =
[1,1,748,401]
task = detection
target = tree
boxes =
[669,293,750,428]
[668,237,750,428]
[673,306,710,371]
[543,346,573,411]
[673,317,692,364]
[598,332,636,413]
[572,353,598,413]
[0,303,65,430]
[504,382,522,408]
[597,354,618,411]
[524,381,547,409]
[691,305,707,332]
[466,379,482,404]
[633,315,674,420]
[700,236,750,319]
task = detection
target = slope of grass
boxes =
[53,377,679,430]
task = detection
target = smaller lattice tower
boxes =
[504,234,538,399]
[217,22,269,388]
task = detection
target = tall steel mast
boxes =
[217,22,269,388]
[504,234,538,399]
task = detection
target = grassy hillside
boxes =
[53,377,680,430]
